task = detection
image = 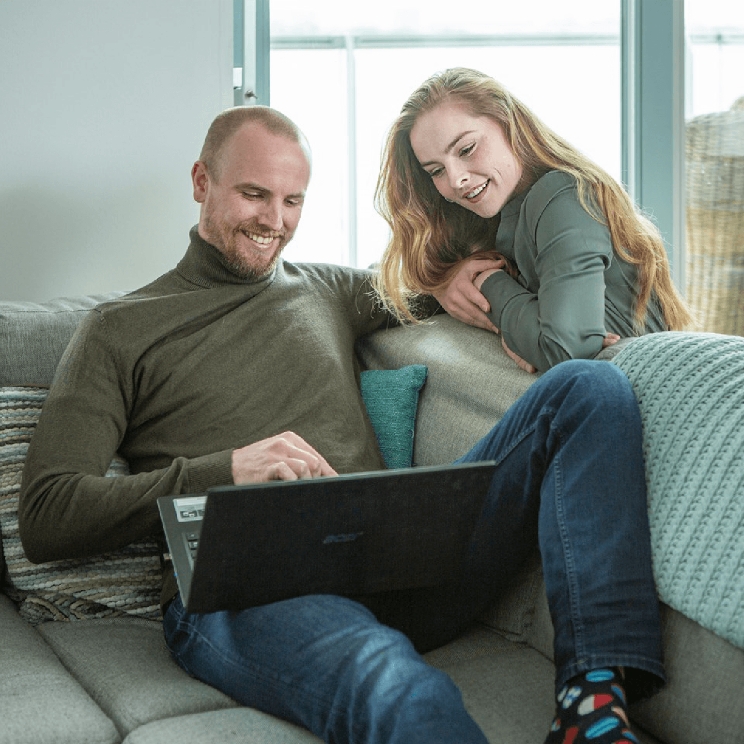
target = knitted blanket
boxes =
[613,332,744,650]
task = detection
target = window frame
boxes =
[621,0,686,289]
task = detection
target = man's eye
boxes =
[243,191,262,200]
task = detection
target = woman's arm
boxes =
[479,179,615,372]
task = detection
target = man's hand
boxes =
[231,432,338,484]
[433,256,504,333]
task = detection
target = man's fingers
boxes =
[278,433,337,477]
[231,432,338,484]
[273,435,337,479]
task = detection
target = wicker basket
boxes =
[685,97,744,336]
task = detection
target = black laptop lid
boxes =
[182,462,495,613]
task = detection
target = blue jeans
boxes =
[163,360,664,744]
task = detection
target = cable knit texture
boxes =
[612,331,744,650]
[0,386,162,624]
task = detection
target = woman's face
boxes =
[409,100,523,219]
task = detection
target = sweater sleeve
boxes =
[326,266,395,336]
[18,311,233,564]
[480,176,612,372]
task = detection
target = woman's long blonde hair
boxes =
[374,67,691,330]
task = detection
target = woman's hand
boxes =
[603,333,620,348]
[501,337,537,374]
[432,256,505,333]
[501,333,622,375]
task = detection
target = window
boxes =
[686,3,744,118]
[269,0,621,269]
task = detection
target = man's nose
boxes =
[259,200,283,231]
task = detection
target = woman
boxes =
[375,67,691,373]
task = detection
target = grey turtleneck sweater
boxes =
[19,228,390,606]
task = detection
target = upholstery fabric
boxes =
[0,594,120,744]
[0,294,127,387]
[356,315,538,465]
[38,617,237,737]
[508,560,744,744]
[630,605,744,744]
[121,627,577,744]
[612,332,744,650]
[0,386,162,624]
[360,364,428,469]
[122,708,321,744]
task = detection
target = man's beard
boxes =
[221,242,283,280]
[205,216,288,280]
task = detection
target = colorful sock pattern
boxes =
[544,669,639,744]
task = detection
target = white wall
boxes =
[0,0,233,301]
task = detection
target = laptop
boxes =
[157,461,496,613]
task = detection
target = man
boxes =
[20,106,664,744]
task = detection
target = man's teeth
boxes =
[246,232,275,245]
[465,181,489,199]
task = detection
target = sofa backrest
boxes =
[0,294,127,387]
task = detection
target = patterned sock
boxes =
[544,668,639,744]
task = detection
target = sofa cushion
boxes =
[357,315,537,465]
[122,708,321,744]
[121,626,560,744]
[0,293,126,387]
[0,386,162,624]
[424,625,557,743]
[0,593,119,744]
[630,605,744,744]
[360,364,427,469]
[38,617,238,738]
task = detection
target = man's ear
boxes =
[192,161,209,203]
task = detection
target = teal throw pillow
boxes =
[360,364,428,469]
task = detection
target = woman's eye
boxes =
[460,143,475,157]
[428,167,444,179]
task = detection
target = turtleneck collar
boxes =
[175,226,279,290]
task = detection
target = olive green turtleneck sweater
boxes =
[19,228,390,606]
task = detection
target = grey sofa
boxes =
[1,293,743,744]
